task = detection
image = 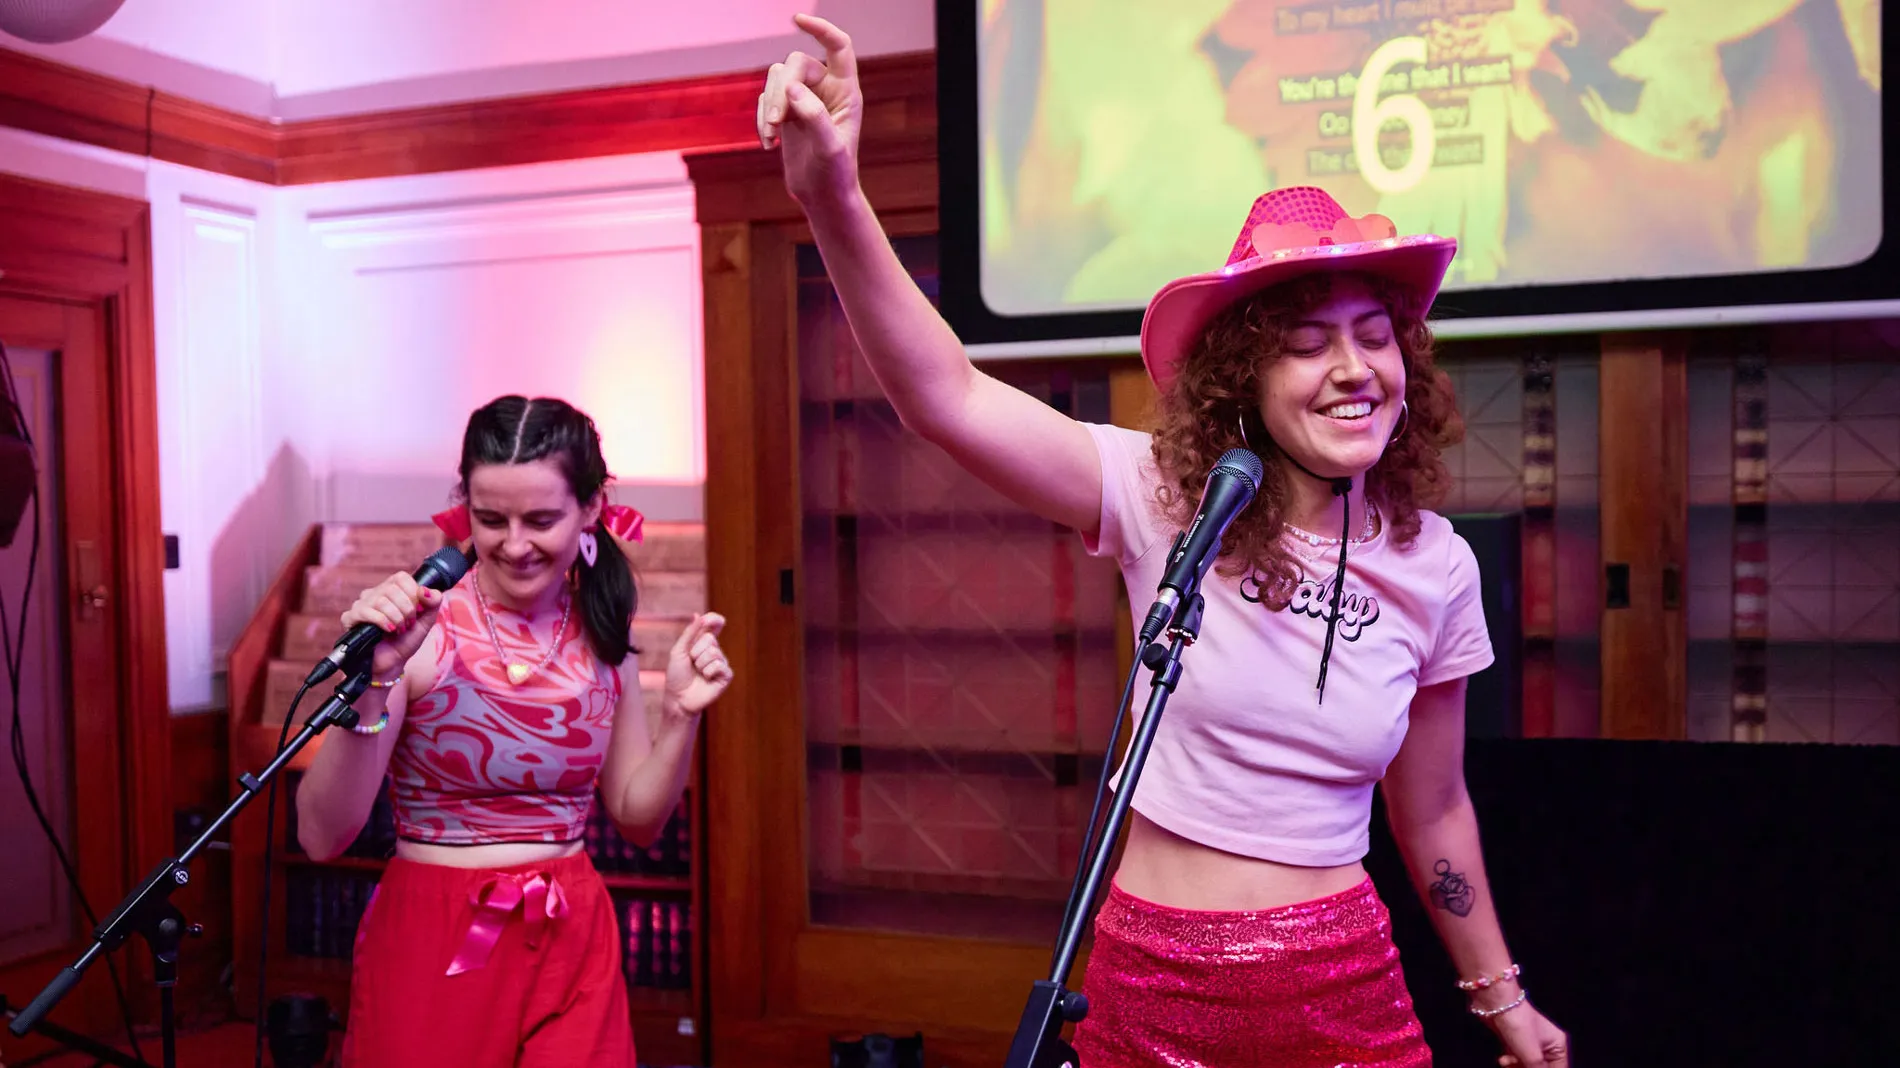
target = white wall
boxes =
[93,0,276,85]
[0,129,705,712]
[146,161,281,714]
[273,0,811,95]
[271,153,706,518]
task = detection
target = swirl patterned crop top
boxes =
[387,578,623,845]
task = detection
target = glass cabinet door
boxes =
[1685,323,1900,745]
[796,237,1129,944]
[1434,338,1603,738]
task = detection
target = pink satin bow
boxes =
[430,502,645,544]
[598,503,643,543]
[446,870,569,976]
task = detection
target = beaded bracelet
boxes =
[1457,963,1521,992]
[1468,990,1530,1019]
[348,673,401,736]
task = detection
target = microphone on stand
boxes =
[1138,448,1264,645]
[302,545,473,686]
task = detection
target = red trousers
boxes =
[340,851,635,1068]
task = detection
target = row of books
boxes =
[279,774,691,879]
[285,868,379,960]
[282,772,399,860]
[583,799,692,877]
[617,894,693,990]
[281,868,698,991]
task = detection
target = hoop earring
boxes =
[1388,400,1410,445]
[1237,409,1255,452]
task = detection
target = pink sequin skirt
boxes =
[1071,877,1431,1068]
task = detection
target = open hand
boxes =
[757,13,863,206]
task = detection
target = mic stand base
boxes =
[5,672,374,1066]
[1002,981,1086,1068]
[1003,594,1207,1068]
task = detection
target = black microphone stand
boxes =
[1002,583,1208,1068]
[7,669,377,1067]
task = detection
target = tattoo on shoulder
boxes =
[1429,859,1475,917]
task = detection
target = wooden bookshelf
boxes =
[227,520,712,1065]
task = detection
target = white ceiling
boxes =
[2,0,934,119]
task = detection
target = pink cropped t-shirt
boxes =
[387,580,623,845]
[1083,423,1494,867]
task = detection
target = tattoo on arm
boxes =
[1428,859,1475,917]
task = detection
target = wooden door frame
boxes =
[0,172,170,1040]
[1598,332,1690,739]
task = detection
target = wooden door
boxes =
[0,174,170,1059]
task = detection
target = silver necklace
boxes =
[1284,507,1380,548]
[471,564,572,685]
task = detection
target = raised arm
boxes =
[598,613,733,846]
[760,14,1104,536]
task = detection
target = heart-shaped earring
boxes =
[579,530,598,568]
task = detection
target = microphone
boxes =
[303,545,473,686]
[1138,448,1264,645]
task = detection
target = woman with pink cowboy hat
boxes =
[758,15,1569,1068]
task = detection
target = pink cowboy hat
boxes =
[1139,186,1458,394]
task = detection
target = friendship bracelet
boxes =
[1468,990,1530,1019]
[350,709,391,736]
[365,673,403,690]
[1456,963,1521,992]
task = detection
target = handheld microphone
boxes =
[1138,448,1264,644]
[303,545,473,686]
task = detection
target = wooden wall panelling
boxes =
[1598,332,1689,739]
[688,131,940,229]
[275,56,935,185]
[699,218,768,1031]
[744,219,806,1022]
[0,49,276,183]
[0,44,934,187]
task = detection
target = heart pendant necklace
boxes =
[472,564,572,686]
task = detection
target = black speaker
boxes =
[1445,512,1521,738]
[266,993,335,1068]
[830,1031,925,1068]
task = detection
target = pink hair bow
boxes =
[446,870,568,976]
[598,503,644,543]
[429,502,645,543]
[431,504,473,543]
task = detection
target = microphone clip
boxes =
[1166,590,1208,645]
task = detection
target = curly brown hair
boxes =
[1149,270,1465,608]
